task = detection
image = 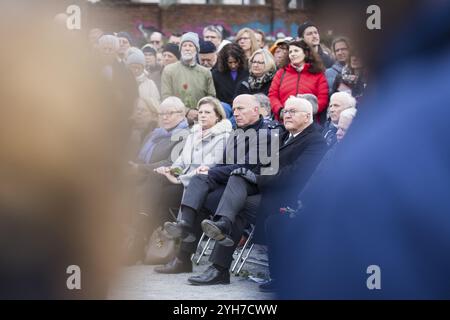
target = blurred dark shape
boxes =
[0,4,130,299]
[275,0,450,299]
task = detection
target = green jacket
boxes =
[161,61,216,109]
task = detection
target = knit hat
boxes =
[162,43,181,60]
[199,40,216,53]
[125,47,145,66]
[141,44,157,56]
[98,34,120,51]
[180,32,200,53]
[117,31,134,46]
[297,21,317,38]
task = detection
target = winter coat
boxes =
[268,63,328,121]
[171,119,233,187]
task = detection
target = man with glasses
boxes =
[186,96,326,286]
[149,31,164,50]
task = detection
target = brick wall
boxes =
[85,0,312,43]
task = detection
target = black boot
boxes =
[188,264,230,285]
[201,217,234,246]
[164,206,197,242]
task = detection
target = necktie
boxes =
[284,134,294,146]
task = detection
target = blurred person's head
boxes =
[125,47,146,77]
[217,43,247,73]
[162,43,180,66]
[0,17,128,299]
[199,40,217,69]
[249,49,276,78]
[141,44,157,68]
[232,94,260,128]
[98,35,120,62]
[329,91,357,124]
[336,107,357,142]
[168,33,182,46]
[282,96,313,134]
[203,25,222,49]
[270,39,290,69]
[149,31,163,50]
[254,29,266,49]
[297,93,318,115]
[180,32,200,64]
[332,37,351,64]
[254,93,272,119]
[158,97,186,130]
[130,97,160,130]
[297,21,321,49]
[117,32,133,58]
[197,96,226,130]
[235,28,259,59]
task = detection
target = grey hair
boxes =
[160,96,186,113]
[202,25,223,40]
[98,35,120,51]
[339,107,357,122]
[297,93,318,115]
[253,93,271,117]
[330,91,357,109]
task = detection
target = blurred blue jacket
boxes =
[276,1,450,299]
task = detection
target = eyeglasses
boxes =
[250,60,265,65]
[158,110,183,117]
[238,37,250,41]
[281,109,308,117]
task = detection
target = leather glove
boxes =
[231,167,257,184]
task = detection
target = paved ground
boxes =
[108,242,274,300]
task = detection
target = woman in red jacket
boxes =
[269,40,328,121]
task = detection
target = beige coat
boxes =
[172,119,232,187]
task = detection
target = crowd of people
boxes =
[89,21,365,292]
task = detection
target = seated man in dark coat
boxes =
[187,96,327,285]
[154,94,277,274]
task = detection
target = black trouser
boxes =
[134,172,184,237]
[176,174,225,259]
[214,175,259,223]
[209,194,260,269]
[264,213,291,278]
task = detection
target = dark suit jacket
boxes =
[254,123,327,243]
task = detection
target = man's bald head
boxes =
[232,94,261,128]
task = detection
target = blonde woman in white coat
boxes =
[154,96,232,188]
[127,97,231,264]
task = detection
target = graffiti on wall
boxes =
[133,19,300,43]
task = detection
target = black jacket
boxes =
[212,68,249,105]
[254,123,327,242]
[208,116,277,185]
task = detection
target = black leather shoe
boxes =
[154,257,193,274]
[201,219,234,246]
[164,220,196,242]
[259,279,277,292]
[188,265,230,285]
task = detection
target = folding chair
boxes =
[231,225,269,275]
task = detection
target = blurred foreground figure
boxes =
[0,9,129,299]
[276,0,450,299]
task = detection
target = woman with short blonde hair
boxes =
[235,49,277,97]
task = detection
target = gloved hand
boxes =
[230,167,257,184]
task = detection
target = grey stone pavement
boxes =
[108,242,275,300]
